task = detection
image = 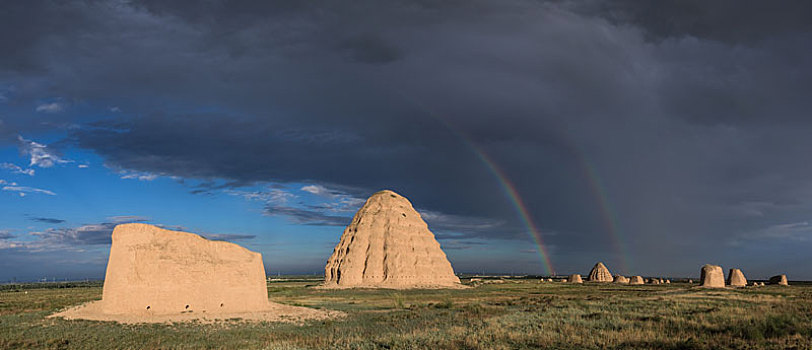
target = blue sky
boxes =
[2,1,812,281]
[0,137,542,280]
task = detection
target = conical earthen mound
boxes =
[727,268,747,287]
[613,275,629,284]
[323,190,461,289]
[587,262,613,282]
[567,274,583,283]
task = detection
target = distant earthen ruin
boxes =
[567,274,583,283]
[700,264,725,288]
[613,275,629,284]
[727,268,747,287]
[769,274,789,286]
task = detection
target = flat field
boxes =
[1,278,811,349]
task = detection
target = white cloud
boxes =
[109,106,121,112]
[2,185,56,196]
[301,184,332,197]
[0,163,35,176]
[730,221,812,246]
[77,164,89,168]
[17,136,71,168]
[119,170,158,181]
[227,187,294,205]
[35,102,65,113]
[0,241,25,249]
[756,221,812,241]
[0,230,13,240]
[299,184,367,212]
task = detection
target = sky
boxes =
[1,0,811,281]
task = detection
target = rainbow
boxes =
[468,147,556,275]
[393,93,633,275]
[399,97,556,275]
[381,87,633,276]
[572,147,631,274]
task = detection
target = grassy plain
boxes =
[1,278,811,349]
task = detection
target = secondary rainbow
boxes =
[404,102,555,275]
[571,146,632,274]
[379,86,556,275]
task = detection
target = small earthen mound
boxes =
[628,276,644,285]
[649,278,660,285]
[700,264,725,288]
[613,275,629,284]
[664,279,671,284]
[727,268,747,287]
[768,274,789,286]
[322,190,462,289]
[567,274,583,283]
[587,262,613,282]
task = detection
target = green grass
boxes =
[1,280,811,349]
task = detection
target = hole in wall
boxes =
[146,306,150,310]
[185,305,190,309]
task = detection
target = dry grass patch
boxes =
[1,279,811,349]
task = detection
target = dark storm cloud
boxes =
[3,0,812,276]
[29,217,66,224]
[15,216,152,248]
[582,0,812,44]
[264,205,352,227]
[2,219,253,252]
[31,223,117,246]
[336,35,403,64]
